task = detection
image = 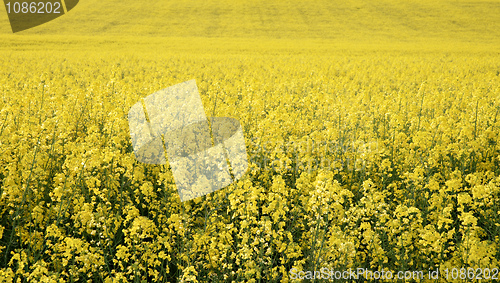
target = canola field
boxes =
[1,0,500,282]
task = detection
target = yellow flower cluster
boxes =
[0,48,499,283]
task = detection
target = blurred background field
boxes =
[0,0,499,53]
[0,0,500,282]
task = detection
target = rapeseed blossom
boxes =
[0,46,499,282]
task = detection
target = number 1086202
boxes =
[5,2,62,14]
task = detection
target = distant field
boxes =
[1,0,499,52]
[1,1,499,282]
